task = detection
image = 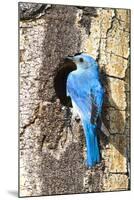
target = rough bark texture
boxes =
[19,3,130,197]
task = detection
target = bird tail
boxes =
[82,119,100,167]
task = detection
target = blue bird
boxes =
[66,53,104,167]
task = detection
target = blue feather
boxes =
[82,119,100,167]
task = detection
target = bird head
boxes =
[65,53,98,70]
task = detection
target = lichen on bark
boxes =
[19,3,130,197]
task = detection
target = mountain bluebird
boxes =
[66,53,104,167]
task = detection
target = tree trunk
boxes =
[19,3,130,197]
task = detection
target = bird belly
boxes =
[71,99,82,120]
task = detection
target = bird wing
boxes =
[90,83,104,125]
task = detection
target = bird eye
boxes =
[79,58,84,62]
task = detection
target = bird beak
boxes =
[64,56,74,62]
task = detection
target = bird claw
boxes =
[72,113,80,122]
[74,115,81,122]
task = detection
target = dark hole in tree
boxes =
[54,60,77,107]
